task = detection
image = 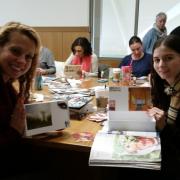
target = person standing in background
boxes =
[143,12,167,54]
[148,35,180,179]
[65,37,98,77]
[118,35,152,77]
[36,46,56,75]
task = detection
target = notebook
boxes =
[64,65,82,79]
[24,100,70,136]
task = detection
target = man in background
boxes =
[143,12,167,54]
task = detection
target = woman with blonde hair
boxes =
[0,21,41,177]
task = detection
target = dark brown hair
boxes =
[150,35,180,110]
[71,37,92,56]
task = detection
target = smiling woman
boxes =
[149,35,180,179]
[1,32,35,81]
[0,21,41,178]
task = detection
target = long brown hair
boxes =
[0,21,41,102]
[150,35,180,110]
[71,37,92,56]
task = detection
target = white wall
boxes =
[0,0,89,26]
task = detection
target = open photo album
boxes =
[89,130,161,170]
[89,112,160,170]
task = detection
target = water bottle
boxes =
[35,75,43,90]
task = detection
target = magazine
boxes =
[89,131,161,170]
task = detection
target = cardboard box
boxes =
[108,86,151,111]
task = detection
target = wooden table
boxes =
[24,77,151,151]
[22,78,159,180]
[24,119,102,152]
[23,77,104,152]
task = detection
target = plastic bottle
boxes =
[35,75,43,90]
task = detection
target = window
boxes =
[92,0,180,58]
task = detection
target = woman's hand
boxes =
[36,68,46,75]
[148,107,166,131]
[10,96,26,135]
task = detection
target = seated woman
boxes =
[65,37,98,77]
[118,35,152,78]
[36,46,56,75]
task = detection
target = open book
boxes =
[89,111,161,170]
[89,130,161,170]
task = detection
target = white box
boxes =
[108,111,155,132]
[24,100,70,136]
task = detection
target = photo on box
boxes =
[24,100,70,136]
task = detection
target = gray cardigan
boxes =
[39,47,56,74]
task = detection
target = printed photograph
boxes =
[25,103,53,130]
[113,135,160,161]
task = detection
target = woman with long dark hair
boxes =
[149,35,180,179]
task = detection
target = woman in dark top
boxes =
[149,35,180,179]
[0,21,40,177]
[118,35,152,77]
